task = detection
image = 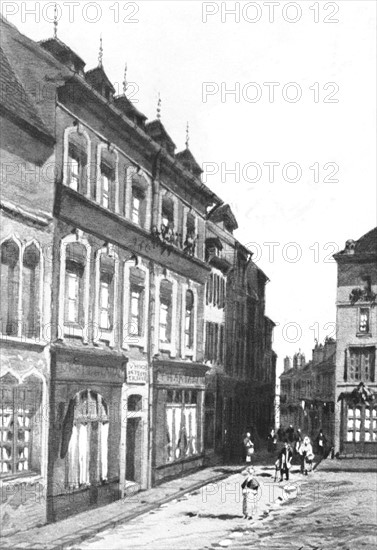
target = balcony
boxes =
[56,186,210,283]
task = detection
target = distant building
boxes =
[280,339,336,443]
[334,228,377,457]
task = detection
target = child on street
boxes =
[241,466,260,520]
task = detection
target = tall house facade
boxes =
[0,17,277,533]
[334,229,377,457]
[280,339,336,444]
[0,23,56,534]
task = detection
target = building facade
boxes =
[280,339,336,444]
[0,17,277,532]
[334,229,377,457]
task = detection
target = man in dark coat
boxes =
[285,424,295,443]
[278,440,293,481]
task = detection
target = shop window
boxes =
[219,324,224,364]
[348,348,375,382]
[129,267,145,337]
[359,309,370,334]
[365,407,377,442]
[64,243,86,326]
[346,406,362,442]
[0,373,43,476]
[159,279,172,344]
[166,390,199,463]
[22,244,40,338]
[185,290,194,350]
[62,390,109,488]
[0,239,20,336]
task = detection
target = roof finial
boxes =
[156,93,161,120]
[185,121,190,149]
[53,3,58,39]
[122,62,128,95]
[98,34,103,68]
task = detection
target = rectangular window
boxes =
[159,280,173,345]
[359,309,370,333]
[68,144,86,192]
[101,164,114,209]
[99,279,110,329]
[0,378,42,477]
[67,272,79,323]
[131,194,140,225]
[349,348,375,382]
[160,303,169,343]
[130,288,143,336]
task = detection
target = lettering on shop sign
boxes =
[156,373,206,387]
[57,363,124,382]
[126,362,148,384]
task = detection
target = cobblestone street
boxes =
[73,460,377,550]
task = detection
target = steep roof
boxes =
[146,119,176,151]
[176,148,202,176]
[0,44,52,138]
[208,204,238,231]
[354,227,377,254]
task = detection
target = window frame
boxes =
[59,232,91,342]
[122,259,149,351]
[154,273,178,357]
[94,246,119,347]
[63,125,91,197]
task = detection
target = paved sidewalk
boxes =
[316,457,377,472]
[0,464,246,550]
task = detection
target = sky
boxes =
[3,0,376,376]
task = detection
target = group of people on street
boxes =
[240,426,328,519]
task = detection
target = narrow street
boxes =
[74,460,377,550]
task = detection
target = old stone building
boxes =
[0,16,277,532]
[334,228,377,457]
[280,339,336,444]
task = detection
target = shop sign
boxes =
[127,361,148,384]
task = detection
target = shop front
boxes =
[47,346,126,522]
[152,360,207,485]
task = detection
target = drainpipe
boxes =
[147,149,162,489]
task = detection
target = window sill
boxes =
[0,335,47,348]
[356,332,372,338]
[0,471,42,484]
[156,453,205,470]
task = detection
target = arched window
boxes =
[61,390,109,488]
[0,373,43,476]
[22,243,41,338]
[0,239,20,336]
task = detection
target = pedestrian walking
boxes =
[243,432,254,463]
[277,426,284,442]
[241,466,260,520]
[277,440,293,482]
[267,428,277,454]
[294,428,303,458]
[298,436,314,475]
[315,429,328,457]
